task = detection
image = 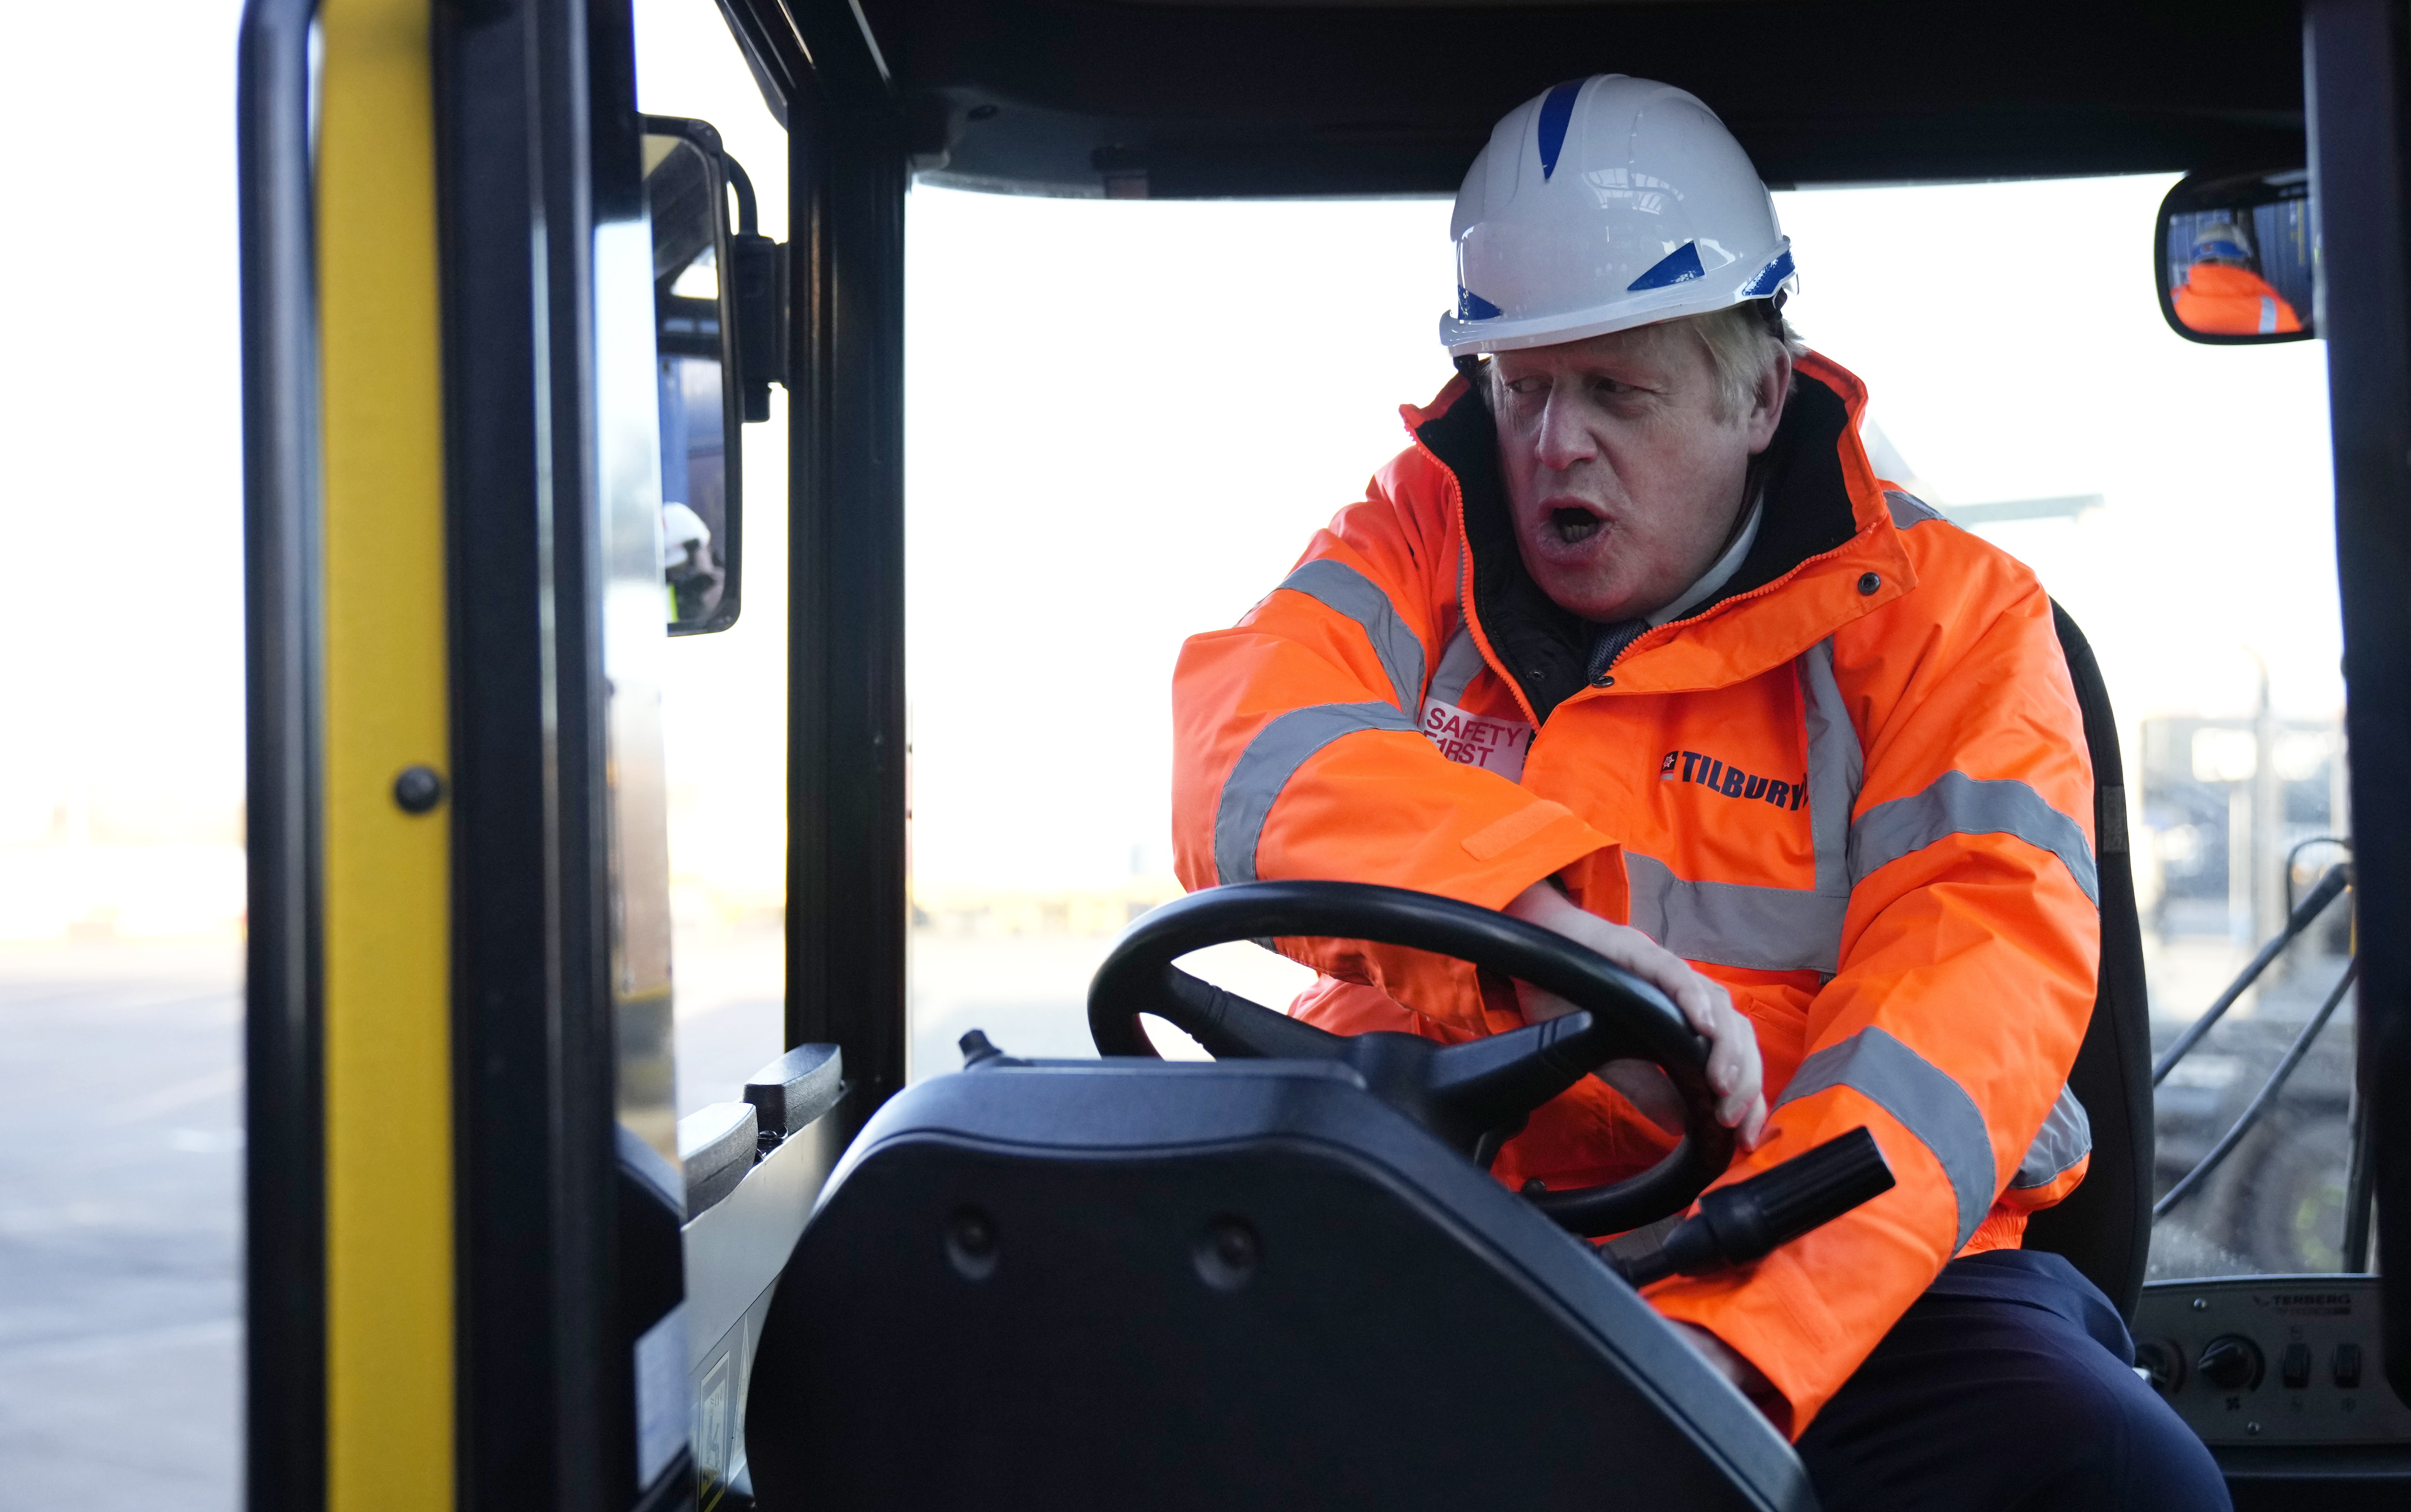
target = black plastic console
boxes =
[743,1056,1811,1511]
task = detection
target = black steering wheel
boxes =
[1088,881,1734,1236]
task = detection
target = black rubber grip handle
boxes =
[1609,1127,1895,1288]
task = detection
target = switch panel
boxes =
[2133,1276,2411,1447]
[2282,1341,2312,1390]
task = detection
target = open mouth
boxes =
[1550,507,1602,545]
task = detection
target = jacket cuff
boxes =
[1645,1247,1849,1439]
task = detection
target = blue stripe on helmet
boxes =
[1536,80,1584,181]
[1457,285,1502,320]
[1628,241,1706,291]
[1741,247,1795,297]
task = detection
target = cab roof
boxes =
[835,0,2304,197]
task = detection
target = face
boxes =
[1489,322,1788,623]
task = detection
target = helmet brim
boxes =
[1439,250,1795,356]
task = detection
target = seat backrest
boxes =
[2020,603,2153,1320]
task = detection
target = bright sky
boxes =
[0,0,2344,913]
[0,1,249,849]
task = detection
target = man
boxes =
[2172,219,2302,335]
[1172,75,2225,1509]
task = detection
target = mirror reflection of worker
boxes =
[2172,220,2302,335]
[1172,75,2225,1510]
[662,500,720,621]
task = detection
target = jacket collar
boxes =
[1406,350,1916,724]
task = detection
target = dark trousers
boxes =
[1797,1250,2231,1511]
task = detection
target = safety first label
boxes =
[1421,698,1533,783]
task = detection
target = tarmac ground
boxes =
[0,940,244,1512]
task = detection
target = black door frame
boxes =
[2307,0,2411,1399]
[718,0,910,1139]
[429,0,640,1504]
[236,2,326,1505]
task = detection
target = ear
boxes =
[1744,352,1792,454]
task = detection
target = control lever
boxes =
[1603,1127,1894,1288]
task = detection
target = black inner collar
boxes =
[1416,372,1860,722]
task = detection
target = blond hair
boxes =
[1687,302,1807,422]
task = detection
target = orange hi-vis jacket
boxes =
[1170,351,2100,1434]
[2173,262,2304,335]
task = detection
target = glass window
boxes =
[901,192,1453,1074]
[905,175,2349,1278]
[1776,180,2347,1277]
[631,0,795,1118]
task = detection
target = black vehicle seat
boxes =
[2019,604,2153,1320]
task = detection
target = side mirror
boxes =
[641,115,784,634]
[2156,166,2315,344]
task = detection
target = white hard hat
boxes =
[1440,75,1796,356]
[661,500,711,570]
[2191,220,2254,264]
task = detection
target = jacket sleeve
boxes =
[1171,478,1616,1028]
[1645,564,2100,1436]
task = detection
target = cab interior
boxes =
[229,0,2411,1508]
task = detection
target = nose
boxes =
[1532,391,1596,472]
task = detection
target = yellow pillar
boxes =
[316,0,455,1504]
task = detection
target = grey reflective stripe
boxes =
[1797,638,1861,896]
[1776,1025,1997,1248]
[2259,295,2278,335]
[2012,1082,2092,1190]
[1884,489,1945,529]
[1849,769,2100,904]
[1213,702,1419,884]
[1626,853,1848,974]
[1428,621,1487,707]
[1277,559,1425,713]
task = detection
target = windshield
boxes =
[899,175,2349,1282]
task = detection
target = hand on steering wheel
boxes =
[1504,883,1767,1149]
[1086,880,1740,1236]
